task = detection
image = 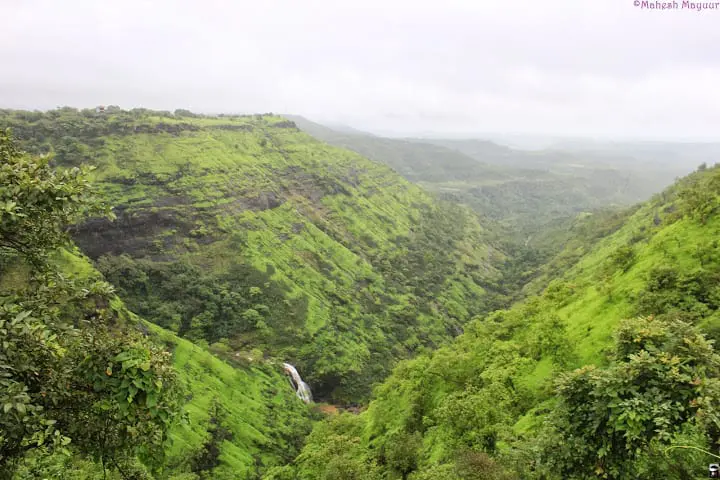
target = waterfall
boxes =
[282,362,313,404]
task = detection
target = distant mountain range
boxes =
[287,115,692,244]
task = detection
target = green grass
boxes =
[146,323,312,479]
[0,108,505,403]
[288,164,720,478]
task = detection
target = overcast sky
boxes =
[2,0,719,139]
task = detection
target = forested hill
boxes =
[6,107,717,479]
[0,107,506,403]
[0,132,314,480]
[287,162,720,479]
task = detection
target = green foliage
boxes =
[190,399,234,476]
[606,244,636,274]
[288,116,682,248]
[407,464,459,480]
[96,255,302,344]
[452,450,514,480]
[0,134,181,477]
[151,325,314,479]
[678,167,720,224]
[0,129,110,265]
[538,317,720,478]
[526,313,574,367]
[636,265,720,321]
[0,108,505,403]
[292,414,379,480]
[67,326,184,470]
[289,164,720,479]
[54,136,91,166]
[381,431,422,477]
[433,384,513,454]
[523,206,638,296]
[5,109,720,479]
[0,302,68,470]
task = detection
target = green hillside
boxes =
[4,252,313,480]
[151,323,314,480]
[288,163,720,479]
[0,108,506,403]
[0,134,312,480]
[6,108,720,480]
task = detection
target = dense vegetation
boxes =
[0,107,507,405]
[0,129,318,479]
[4,106,720,479]
[286,163,720,479]
[0,132,182,478]
[150,324,315,480]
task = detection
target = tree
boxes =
[607,245,636,274]
[295,414,379,480]
[454,450,514,480]
[53,136,90,166]
[0,132,182,477]
[0,129,109,265]
[678,167,720,224]
[539,316,720,479]
[383,431,422,478]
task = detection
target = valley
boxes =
[287,115,688,249]
[1,108,509,405]
[2,107,719,479]
[288,160,720,479]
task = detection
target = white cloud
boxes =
[1,0,719,138]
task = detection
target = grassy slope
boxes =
[290,164,720,477]
[1,108,504,403]
[151,323,313,480]
[1,248,313,480]
[498,165,720,397]
[547,185,719,366]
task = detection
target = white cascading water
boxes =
[282,363,313,404]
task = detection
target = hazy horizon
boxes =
[3,0,720,141]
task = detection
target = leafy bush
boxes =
[0,133,182,477]
[637,265,720,321]
[538,317,720,478]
